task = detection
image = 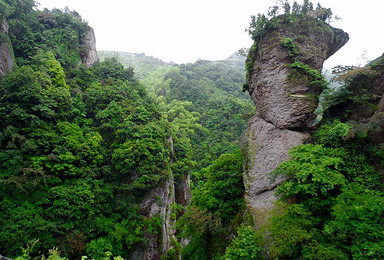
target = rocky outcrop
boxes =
[0,18,15,77]
[129,175,176,260]
[128,135,191,259]
[80,26,98,67]
[175,174,191,207]
[242,18,348,220]
[328,54,384,144]
[248,20,349,129]
[242,116,310,214]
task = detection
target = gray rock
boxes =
[0,18,14,77]
[248,20,349,129]
[241,116,310,214]
[128,136,181,259]
[127,174,176,260]
[0,18,9,34]
[175,174,191,207]
[80,26,98,67]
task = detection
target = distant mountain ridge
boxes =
[98,50,246,79]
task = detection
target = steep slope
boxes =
[0,3,179,259]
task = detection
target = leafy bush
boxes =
[220,225,262,260]
[178,152,245,259]
[267,120,384,259]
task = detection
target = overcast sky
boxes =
[37,0,384,68]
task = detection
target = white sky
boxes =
[37,0,384,67]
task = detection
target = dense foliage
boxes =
[142,58,253,170]
[220,225,262,260]
[177,152,245,259]
[4,1,381,260]
[0,51,172,258]
[0,1,176,258]
[101,51,253,170]
[265,120,384,259]
[0,1,252,259]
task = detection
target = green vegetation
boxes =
[0,1,251,259]
[177,152,245,259]
[265,120,384,259]
[3,1,383,260]
[103,51,253,170]
[245,0,333,87]
[0,1,176,258]
[220,225,262,260]
[289,61,328,93]
[0,50,172,258]
[281,37,300,60]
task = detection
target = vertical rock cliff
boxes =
[0,18,15,77]
[241,18,348,223]
[129,175,176,259]
[129,136,191,259]
[80,26,99,67]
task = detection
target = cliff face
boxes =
[80,26,98,67]
[0,18,15,77]
[129,136,191,260]
[242,19,348,220]
[129,175,176,260]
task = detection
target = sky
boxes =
[37,0,384,68]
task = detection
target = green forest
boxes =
[1,0,384,259]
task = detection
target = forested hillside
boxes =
[0,0,252,259]
[100,51,253,169]
[98,51,173,79]
[0,1,173,258]
[1,0,384,259]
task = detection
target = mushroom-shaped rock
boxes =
[247,19,349,129]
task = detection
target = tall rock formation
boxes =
[129,175,176,260]
[241,18,348,223]
[0,18,15,77]
[80,26,98,67]
[128,136,191,259]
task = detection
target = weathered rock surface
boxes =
[80,26,98,67]
[241,116,310,214]
[332,54,384,144]
[129,175,175,260]
[328,54,384,123]
[175,174,191,207]
[248,20,349,129]
[0,18,15,77]
[242,19,348,221]
[128,135,191,259]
